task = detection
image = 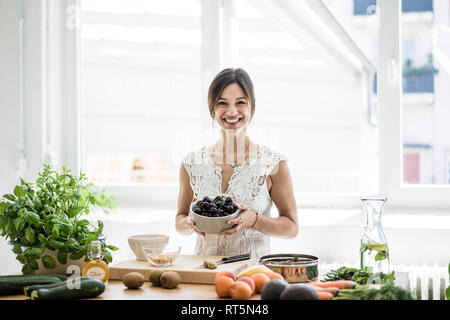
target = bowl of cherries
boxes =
[190,196,240,234]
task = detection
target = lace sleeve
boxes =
[181,151,200,197]
[182,152,194,178]
[266,150,288,176]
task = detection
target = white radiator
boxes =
[319,262,449,300]
[396,264,449,300]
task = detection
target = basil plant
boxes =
[0,164,118,274]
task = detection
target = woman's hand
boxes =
[220,203,258,235]
[177,196,205,237]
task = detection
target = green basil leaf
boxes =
[28,258,39,270]
[57,249,67,264]
[12,243,22,255]
[103,250,112,264]
[44,213,55,221]
[77,219,90,227]
[14,217,25,232]
[0,215,6,230]
[23,247,42,258]
[106,244,119,251]
[89,195,96,205]
[25,212,40,225]
[48,239,65,249]
[43,224,51,235]
[29,247,44,259]
[13,186,26,199]
[37,234,47,244]
[25,226,35,243]
[63,222,74,234]
[16,254,27,264]
[51,224,60,237]
[5,208,17,218]
[3,194,16,201]
[22,263,35,275]
[97,220,103,233]
[5,220,14,234]
[0,201,9,214]
[69,250,85,260]
[41,255,56,269]
[66,238,80,251]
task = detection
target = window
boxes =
[78,0,379,207]
[81,0,202,185]
[376,0,450,208]
[75,0,450,208]
[234,0,378,200]
[402,38,417,67]
[401,0,449,185]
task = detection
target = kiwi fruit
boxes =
[123,272,145,289]
[160,271,181,289]
[149,270,165,286]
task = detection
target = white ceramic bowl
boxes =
[190,200,240,234]
[127,234,169,261]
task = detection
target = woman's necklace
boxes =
[214,137,249,168]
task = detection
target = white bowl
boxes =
[127,234,169,261]
[190,200,240,234]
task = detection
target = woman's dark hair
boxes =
[207,68,255,121]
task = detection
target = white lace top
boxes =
[182,144,288,259]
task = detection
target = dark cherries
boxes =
[193,196,237,217]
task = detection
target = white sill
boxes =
[90,206,450,230]
[298,207,450,230]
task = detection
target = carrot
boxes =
[310,286,340,296]
[310,280,357,290]
[316,291,334,300]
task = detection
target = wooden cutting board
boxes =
[109,255,251,284]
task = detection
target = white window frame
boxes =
[378,0,450,209]
[15,0,81,182]
[35,0,450,210]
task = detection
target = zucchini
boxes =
[24,276,92,296]
[46,274,69,281]
[31,279,105,300]
[0,275,64,296]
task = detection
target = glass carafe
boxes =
[360,196,390,277]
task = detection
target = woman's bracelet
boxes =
[250,212,258,228]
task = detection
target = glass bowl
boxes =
[142,245,181,267]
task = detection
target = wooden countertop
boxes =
[0,280,255,300]
[0,272,409,300]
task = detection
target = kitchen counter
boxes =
[0,272,409,300]
[0,280,257,300]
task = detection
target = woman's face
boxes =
[213,83,251,133]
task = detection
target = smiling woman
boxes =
[175,68,298,260]
[207,68,256,126]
